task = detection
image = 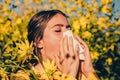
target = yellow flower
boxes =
[43,60,56,77]
[72,19,80,34]
[10,70,30,80]
[101,5,112,13]
[97,17,106,30]
[71,5,77,11]
[0,18,4,23]
[106,32,110,37]
[86,12,91,18]
[53,71,62,80]
[101,0,113,5]
[32,60,76,80]
[91,52,99,60]
[72,20,80,29]
[106,58,112,65]
[103,47,107,52]
[0,21,11,35]
[82,31,92,39]
[76,1,83,8]
[61,74,76,80]
[17,39,33,63]
[2,6,8,12]
[12,30,21,41]
[66,8,71,14]
[0,68,9,80]
[110,44,114,51]
[23,0,29,5]
[16,18,22,25]
[93,0,98,9]
[60,1,66,8]
[79,17,88,30]
[49,0,54,3]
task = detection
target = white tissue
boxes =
[63,30,85,60]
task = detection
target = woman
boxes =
[27,10,98,80]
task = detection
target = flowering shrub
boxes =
[0,0,120,80]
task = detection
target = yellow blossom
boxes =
[2,6,8,12]
[0,68,9,80]
[79,17,87,30]
[17,39,33,63]
[101,5,112,13]
[16,18,22,25]
[10,70,30,80]
[0,18,4,23]
[60,1,66,8]
[32,60,76,80]
[76,1,83,8]
[82,31,92,39]
[86,12,91,18]
[0,21,11,35]
[110,44,114,51]
[106,32,110,37]
[24,0,29,5]
[93,0,98,9]
[49,0,54,3]
[43,60,56,77]
[72,19,80,34]
[103,47,107,52]
[71,5,77,11]
[97,17,106,30]
[106,58,112,65]
[66,8,71,13]
[101,0,113,5]
[72,20,80,30]
[91,52,99,60]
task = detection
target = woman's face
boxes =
[40,13,71,61]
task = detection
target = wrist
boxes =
[83,68,94,77]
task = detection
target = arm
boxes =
[75,35,99,80]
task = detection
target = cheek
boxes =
[43,35,61,53]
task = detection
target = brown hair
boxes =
[27,10,67,64]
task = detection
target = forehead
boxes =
[46,13,69,28]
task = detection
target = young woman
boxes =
[27,10,98,80]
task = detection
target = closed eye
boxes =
[55,30,61,32]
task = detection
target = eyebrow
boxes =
[51,24,71,28]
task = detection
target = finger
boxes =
[75,36,92,63]
[74,44,79,59]
[75,35,90,55]
[55,55,62,71]
[60,37,64,59]
[68,36,74,56]
[74,35,86,49]
[63,36,69,54]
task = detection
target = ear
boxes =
[34,39,44,49]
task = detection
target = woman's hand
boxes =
[55,36,80,77]
[75,35,94,77]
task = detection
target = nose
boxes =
[62,26,71,33]
[62,26,71,37]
